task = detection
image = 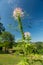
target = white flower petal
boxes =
[24,32,31,37]
[13,8,24,19]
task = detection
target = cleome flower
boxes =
[13,8,24,19]
[24,32,30,37]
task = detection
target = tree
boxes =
[0,22,5,51]
[0,22,5,34]
[1,31,14,52]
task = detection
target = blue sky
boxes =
[0,0,43,42]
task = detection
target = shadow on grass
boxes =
[0,51,10,54]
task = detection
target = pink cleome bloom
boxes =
[24,32,31,37]
[13,8,24,19]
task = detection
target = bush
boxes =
[17,60,29,65]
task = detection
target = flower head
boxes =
[24,32,30,37]
[13,8,24,19]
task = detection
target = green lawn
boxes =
[0,54,43,65]
[0,54,23,65]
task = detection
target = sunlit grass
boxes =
[0,54,43,65]
[0,54,23,65]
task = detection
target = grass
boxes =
[0,54,23,65]
[0,54,43,65]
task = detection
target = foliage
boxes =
[17,60,29,65]
[1,31,14,48]
[13,42,43,55]
[0,31,15,52]
[0,22,5,34]
[0,54,43,65]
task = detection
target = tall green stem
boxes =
[18,16,27,56]
[18,16,25,40]
[17,16,28,63]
